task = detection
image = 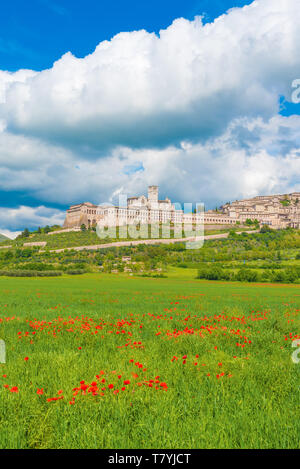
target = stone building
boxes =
[63,187,300,230]
[64,186,204,229]
[221,192,300,228]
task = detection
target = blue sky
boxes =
[0,0,253,71]
[0,0,299,236]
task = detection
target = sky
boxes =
[0,0,299,237]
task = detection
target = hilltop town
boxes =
[63,186,300,230]
[221,193,300,228]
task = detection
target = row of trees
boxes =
[17,225,56,239]
[197,266,299,283]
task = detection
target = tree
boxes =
[285,268,298,283]
[260,225,273,233]
[22,228,30,238]
[229,230,237,237]
[280,198,290,207]
[236,268,259,282]
[81,224,87,232]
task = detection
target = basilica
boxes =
[63,186,300,230]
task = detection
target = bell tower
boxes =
[148,186,158,205]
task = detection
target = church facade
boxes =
[63,186,300,230]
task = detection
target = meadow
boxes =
[0,270,299,449]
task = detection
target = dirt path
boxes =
[50,230,258,253]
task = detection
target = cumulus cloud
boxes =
[1,0,300,151]
[116,114,300,206]
[0,205,65,232]
[0,0,299,231]
[0,114,298,211]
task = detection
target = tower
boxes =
[148,186,159,204]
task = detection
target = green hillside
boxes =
[0,224,256,251]
[0,227,298,284]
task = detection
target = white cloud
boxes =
[0,205,65,231]
[1,0,300,151]
[0,114,298,212]
[0,0,299,231]
[120,114,300,206]
[0,229,21,240]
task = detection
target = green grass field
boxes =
[0,270,299,449]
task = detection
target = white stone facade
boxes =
[63,187,300,230]
[64,186,206,228]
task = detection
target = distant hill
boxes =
[0,233,9,242]
[0,224,261,252]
